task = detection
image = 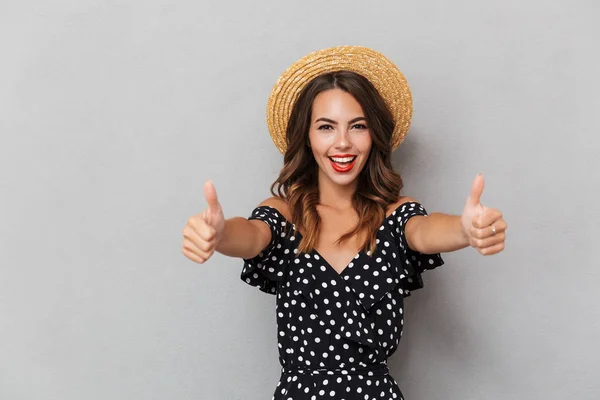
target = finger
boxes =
[471,232,505,248]
[466,173,485,208]
[184,235,215,254]
[488,219,508,235]
[187,218,216,242]
[182,237,203,255]
[473,209,503,228]
[195,247,214,261]
[197,220,217,241]
[470,221,506,239]
[184,221,216,250]
[182,247,206,264]
[182,243,214,262]
[479,241,505,256]
[204,180,221,212]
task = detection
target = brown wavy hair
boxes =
[270,71,404,255]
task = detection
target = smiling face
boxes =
[308,89,373,189]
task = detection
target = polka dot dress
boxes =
[241,202,445,400]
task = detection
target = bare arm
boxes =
[402,173,507,256]
[215,217,271,259]
[182,181,287,264]
[405,212,470,254]
[217,196,291,258]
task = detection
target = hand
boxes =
[181,180,225,263]
[461,173,507,255]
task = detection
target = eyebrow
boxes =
[314,117,367,124]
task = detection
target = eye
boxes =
[317,124,333,130]
[351,123,368,130]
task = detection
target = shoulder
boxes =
[386,195,419,217]
[257,196,293,222]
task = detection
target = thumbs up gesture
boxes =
[181,180,225,264]
[460,174,507,255]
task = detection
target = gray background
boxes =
[1,0,598,399]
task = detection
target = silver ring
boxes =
[491,224,497,235]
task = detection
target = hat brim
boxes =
[266,46,413,154]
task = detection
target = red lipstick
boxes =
[328,154,357,173]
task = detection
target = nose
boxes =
[334,128,351,150]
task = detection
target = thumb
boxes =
[204,180,221,212]
[466,173,485,208]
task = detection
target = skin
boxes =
[303,89,375,272]
[181,90,507,271]
[308,89,372,200]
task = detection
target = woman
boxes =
[182,46,507,400]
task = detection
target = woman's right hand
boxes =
[181,180,225,264]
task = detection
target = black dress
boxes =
[241,201,445,400]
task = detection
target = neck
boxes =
[317,170,358,210]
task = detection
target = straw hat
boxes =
[266,45,413,154]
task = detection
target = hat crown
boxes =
[266,46,413,154]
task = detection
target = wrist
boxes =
[458,216,470,246]
[214,219,229,254]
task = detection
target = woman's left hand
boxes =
[461,174,507,255]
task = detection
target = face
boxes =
[308,89,373,188]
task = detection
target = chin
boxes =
[328,176,357,187]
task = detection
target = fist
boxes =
[181,180,225,263]
[461,174,507,256]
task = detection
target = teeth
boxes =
[330,156,356,163]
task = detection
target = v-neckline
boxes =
[276,204,407,277]
[293,229,361,277]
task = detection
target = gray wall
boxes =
[1,1,598,399]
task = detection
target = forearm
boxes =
[413,213,470,254]
[215,217,265,259]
